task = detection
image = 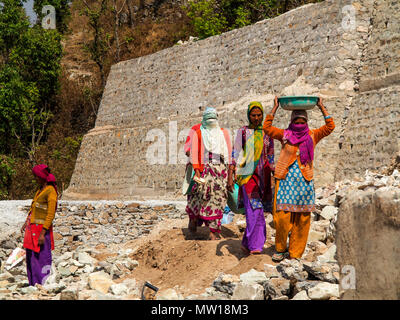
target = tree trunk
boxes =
[127,0,134,28]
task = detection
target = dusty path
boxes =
[101,217,277,296]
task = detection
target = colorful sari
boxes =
[232,102,274,252]
[185,108,231,233]
[186,153,229,233]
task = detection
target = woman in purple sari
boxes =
[228,102,274,255]
[21,165,58,286]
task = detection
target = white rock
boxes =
[83,265,95,274]
[122,278,140,295]
[20,286,38,294]
[212,273,240,295]
[308,283,339,300]
[307,230,326,242]
[43,283,66,294]
[292,290,310,300]
[88,271,115,294]
[231,282,264,300]
[317,245,337,263]
[272,295,289,300]
[320,206,338,221]
[109,283,128,296]
[71,259,84,267]
[240,269,268,285]
[55,252,73,266]
[264,264,280,279]
[78,252,98,266]
[156,288,183,300]
[117,248,134,257]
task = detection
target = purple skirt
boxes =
[241,186,267,252]
[26,230,52,286]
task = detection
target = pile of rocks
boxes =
[14,201,185,254]
[171,257,340,300]
[0,200,186,300]
[0,244,144,300]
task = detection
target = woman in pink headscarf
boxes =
[20,164,58,286]
[263,97,335,261]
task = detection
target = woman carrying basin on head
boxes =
[263,97,335,261]
[228,101,275,255]
[185,107,232,240]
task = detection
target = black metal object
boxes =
[141,281,159,300]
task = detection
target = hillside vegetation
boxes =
[0,0,322,199]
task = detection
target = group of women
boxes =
[20,96,334,287]
[185,96,335,261]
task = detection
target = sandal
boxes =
[272,251,289,262]
[250,250,262,255]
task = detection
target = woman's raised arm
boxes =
[263,96,284,141]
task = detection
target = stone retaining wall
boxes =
[64,0,400,200]
[17,201,185,255]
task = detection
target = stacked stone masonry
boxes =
[18,202,185,254]
[64,0,400,200]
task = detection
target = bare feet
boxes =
[209,231,219,240]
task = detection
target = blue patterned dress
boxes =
[276,159,315,212]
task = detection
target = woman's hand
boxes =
[317,97,329,117]
[227,165,235,192]
[317,97,324,109]
[38,229,46,246]
[20,221,27,234]
[227,176,235,193]
[271,96,280,116]
[194,169,201,179]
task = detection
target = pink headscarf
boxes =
[283,111,314,165]
[32,164,58,194]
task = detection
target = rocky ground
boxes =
[0,163,399,300]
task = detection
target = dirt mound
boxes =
[117,220,277,296]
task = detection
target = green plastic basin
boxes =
[278,96,318,110]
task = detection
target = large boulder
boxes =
[336,187,400,299]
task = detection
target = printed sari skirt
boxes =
[185,159,228,233]
[276,160,315,212]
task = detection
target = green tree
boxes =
[185,0,227,39]
[0,155,15,199]
[0,0,30,62]
[0,64,40,155]
[0,0,62,162]
[80,0,110,87]
[185,0,324,39]
[10,25,62,104]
